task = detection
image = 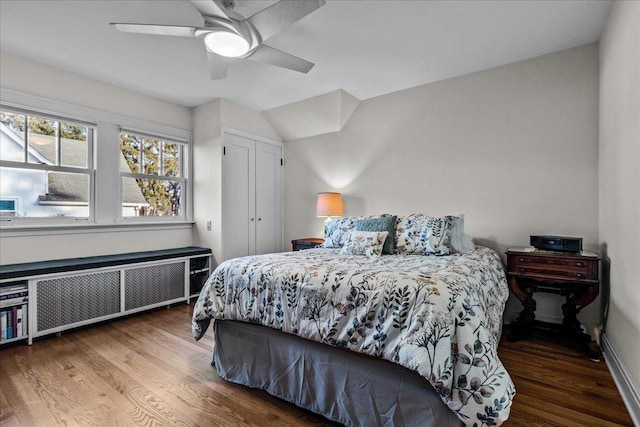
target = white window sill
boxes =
[0,221,194,237]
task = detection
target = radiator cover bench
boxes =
[0,246,212,345]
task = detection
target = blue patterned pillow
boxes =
[356,216,397,254]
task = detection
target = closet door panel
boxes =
[222,133,256,259]
[255,141,283,255]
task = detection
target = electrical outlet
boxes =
[206,221,212,231]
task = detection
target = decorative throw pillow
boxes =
[323,216,364,248]
[323,214,392,249]
[394,214,429,254]
[420,216,454,255]
[339,230,388,258]
[356,216,397,254]
[395,214,456,255]
[449,214,475,253]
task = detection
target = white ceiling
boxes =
[0,0,612,112]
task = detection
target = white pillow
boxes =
[449,215,475,253]
[339,230,389,258]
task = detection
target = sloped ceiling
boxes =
[0,1,612,111]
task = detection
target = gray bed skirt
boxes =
[214,320,463,427]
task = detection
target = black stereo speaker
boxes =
[529,235,582,253]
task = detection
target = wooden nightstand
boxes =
[506,248,600,359]
[291,238,324,251]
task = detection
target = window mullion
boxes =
[139,137,144,175]
[23,114,28,163]
[55,121,61,166]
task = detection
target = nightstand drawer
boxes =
[513,255,591,269]
[508,252,598,282]
[513,265,593,281]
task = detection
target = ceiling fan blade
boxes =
[190,0,229,19]
[207,51,233,79]
[248,44,314,74]
[247,0,326,42]
[190,0,244,22]
[111,23,196,37]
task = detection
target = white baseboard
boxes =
[602,332,640,426]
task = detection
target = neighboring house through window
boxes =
[0,90,192,228]
[0,111,95,220]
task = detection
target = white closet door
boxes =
[255,141,283,255]
[222,133,256,260]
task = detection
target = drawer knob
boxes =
[576,273,583,278]
[519,267,525,272]
[576,262,583,267]
[519,258,525,262]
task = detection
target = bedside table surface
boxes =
[292,238,324,244]
[506,247,598,258]
[291,238,324,251]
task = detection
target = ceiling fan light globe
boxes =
[204,31,250,58]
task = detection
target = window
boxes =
[0,89,192,230]
[0,109,94,221]
[120,131,186,219]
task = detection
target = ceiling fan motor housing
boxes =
[220,0,236,10]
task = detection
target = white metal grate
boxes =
[124,262,185,310]
[36,271,121,332]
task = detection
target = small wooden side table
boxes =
[291,238,324,251]
[506,248,600,359]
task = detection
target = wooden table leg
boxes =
[562,290,602,361]
[508,277,536,341]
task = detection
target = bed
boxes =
[192,215,515,426]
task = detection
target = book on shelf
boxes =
[0,283,27,293]
[0,303,27,340]
[0,290,28,299]
[16,305,24,338]
[1,310,6,340]
[6,308,13,339]
[1,282,29,311]
[0,293,28,309]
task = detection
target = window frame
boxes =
[0,107,96,224]
[0,88,193,231]
[118,129,188,222]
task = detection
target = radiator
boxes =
[36,271,121,332]
[124,262,185,310]
[34,261,186,336]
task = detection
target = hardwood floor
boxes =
[0,303,633,426]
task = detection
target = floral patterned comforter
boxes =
[192,246,515,426]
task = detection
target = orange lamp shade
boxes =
[316,192,343,218]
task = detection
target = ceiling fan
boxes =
[111,0,326,79]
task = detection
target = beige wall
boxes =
[0,51,194,264]
[284,44,600,328]
[599,0,640,401]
